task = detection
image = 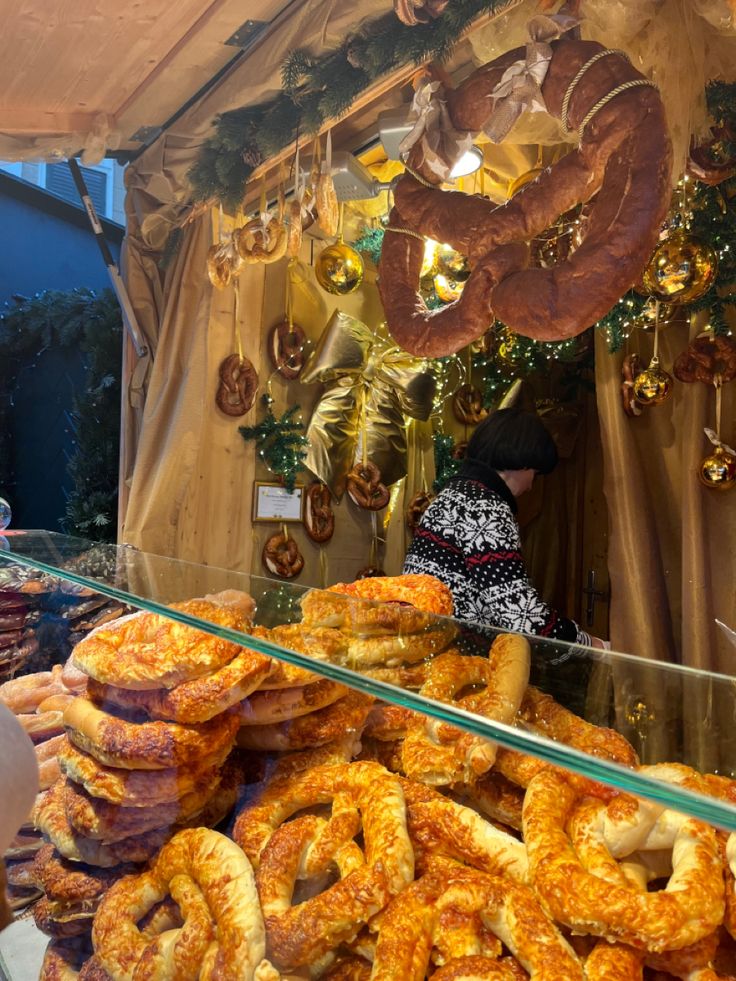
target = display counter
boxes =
[2,530,736,979]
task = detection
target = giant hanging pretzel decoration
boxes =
[379,29,673,356]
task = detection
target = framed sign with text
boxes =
[252,482,304,523]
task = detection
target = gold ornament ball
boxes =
[634,297,675,332]
[494,327,523,369]
[642,231,718,304]
[435,243,470,282]
[434,272,465,303]
[315,241,364,295]
[699,447,736,491]
[633,361,673,405]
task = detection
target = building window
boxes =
[45,163,108,216]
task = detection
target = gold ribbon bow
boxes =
[301,310,437,498]
[485,12,580,144]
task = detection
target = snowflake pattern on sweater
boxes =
[403,478,590,644]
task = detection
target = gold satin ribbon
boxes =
[301,310,437,498]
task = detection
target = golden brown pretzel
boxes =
[452,384,488,426]
[379,40,672,355]
[215,353,258,416]
[262,531,304,579]
[235,689,373,752]
[406,490,434,533]
[268,319,306,380]
[304,481,335,543]
[621,352,643,417]
[673,334,736,385]
[346,461,390,510]
[234,216,288,264]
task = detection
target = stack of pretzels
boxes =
[24,572,736,980]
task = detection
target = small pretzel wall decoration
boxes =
[215,354,258,417]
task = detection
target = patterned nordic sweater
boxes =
[403,477,591,645]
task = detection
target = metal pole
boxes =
[67,158,148,358]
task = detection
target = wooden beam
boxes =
[0,109,98,134]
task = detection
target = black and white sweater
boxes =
[403,476,591,645]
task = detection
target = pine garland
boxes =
[432,431,460,493]
[239,402,308,492]
[0,290,122,540]
[188,0,509,209]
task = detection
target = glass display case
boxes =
[2,529,736,980]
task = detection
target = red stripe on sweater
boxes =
[466,550,522,566]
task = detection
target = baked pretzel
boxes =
[233,761,414,968]
[406,490,434,533]
[235,689,373,752]
[304,481,335,543]
[85,640,273,723]
[371,866,582,981]
[316,170,339,237]
[673,334,736,385]
[394,0,449,25]
[215,353,258,416]
[401,634,530,785]
[234,216,288,264]
[328,572,454,615]
[58,736,232,807]
[63,696,239,770]
[346,461,390,510]
[93,828,274,980]
[268,319,306,380]
[454,770,525,831]
[452,384,489,425]
[72,596,255,690]
[687,128,736,186]
[379,40,671,354]
[621,352,643,417]
[238,678,347,726]
[262,531,304,579]
[523,767,725,952]
[252,624,339,688]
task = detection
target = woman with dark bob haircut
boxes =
[403,407,605,647]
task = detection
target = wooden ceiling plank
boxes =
[0,109,97,133]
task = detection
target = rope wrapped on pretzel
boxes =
[379,31,673,355]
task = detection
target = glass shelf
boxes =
[3,529,736,830]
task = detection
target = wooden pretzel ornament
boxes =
[268,319,307,380]
[304,481,335,543]
[262,531,304,579]
[452,384,488,425]
[346,461,390,510]
[215,354,258,416]
[621,352,643,417]
[379,40,672,355]
[234,216,288,265]
[673,334,736,385]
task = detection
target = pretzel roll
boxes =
[85,641,273,723]
[304,481,335,543]
[371,866,582,981]
[58,737,231,807]
[93,828,271,981]
[239,678,348,726]
[523,768,724,952]
[236,761,413,968]
[63,696,239,770]
[402,634,530,785]
[407,796,528,880]
[34,781,172,868]
[380,40,671,356]
[72,599,254,690]
[236,690,373,752]
[346,461,390,510]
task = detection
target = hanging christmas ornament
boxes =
[316,130,339,238]
[435,243,470,282]
[268,260,307,380]
[698,376,736,492]
[699,444,736,490]
[215,287,258,416]
[262,529,304,578]
[494,325,524,371]
[434,272,464,303]
[315,204,364,295]
[633,302,673,406]
[621,353,643,418]
[304,482,335,543]
[406,490,434,534]
[641,231,718,304]
[452,384,488,426]
[206,205,241,289]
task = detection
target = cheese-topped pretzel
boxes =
[233,761,414,968]
[328,572,454,615]
[523,768,725,952]
[85,640,273,723]
[72,598,255,690]
[238,677,347,726]
[93,828,274,981]
[57,737,231,807]
[371,865,582,981]
[63,696,239,770]
[402,634,530,785]
[235,689,373,752]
